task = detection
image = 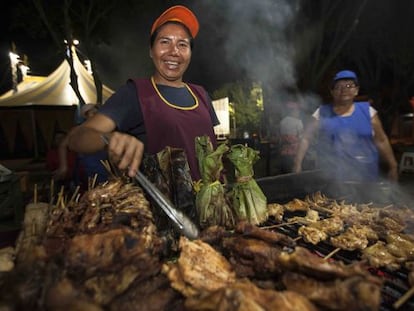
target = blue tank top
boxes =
[318,102,379,181]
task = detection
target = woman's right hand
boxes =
[105,132,144,177]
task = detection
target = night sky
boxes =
[1,0,414,111]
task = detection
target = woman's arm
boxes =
[67,113,144,178]
[293,117,318,173]
[371,114,398,181]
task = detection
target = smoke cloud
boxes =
[94,1,300,94]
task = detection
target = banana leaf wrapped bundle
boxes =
[142,147,197,233]
[227,144,267,225]
[195,136,235,229]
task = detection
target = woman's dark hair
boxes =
[150,21,194,50]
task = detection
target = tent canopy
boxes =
[0,51,114,159]
[0,51,114,107]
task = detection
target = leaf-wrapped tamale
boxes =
[195,136,235,229]
[227,144,267,225]
[142,147,197,233]
[157,147,197,223]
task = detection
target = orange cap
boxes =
[150,5,199,38]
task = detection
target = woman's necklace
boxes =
[151,76,199,110]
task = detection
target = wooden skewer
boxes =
[69,186,80,205]
[92,173,98,189]
[311,205,333,214]
[293,236,302,242]
[323,247,341,260]
[56,186,64,208]
[261,221,298,229]
[100,160,111,173]
[393,286,414,309]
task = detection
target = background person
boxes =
[46,130,78,191]
[67,5,219,182]
[76,103,109,189]
[293,70,398,182]
[279,100,303,174]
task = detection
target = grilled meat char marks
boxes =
[235,221,296,247]
[194,223,383,310]
[260,191,414,310]
[5,170,414,311]
[298,216,344,245]
[276,193,414,272]
[330,225,379,251]
[282,272,381,311]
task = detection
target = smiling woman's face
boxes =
[150,23,192,86]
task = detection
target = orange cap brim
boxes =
[150,5,199,38]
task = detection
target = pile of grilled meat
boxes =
[269,192,414,273]
[0,178,413,310]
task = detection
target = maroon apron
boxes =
[134,78,216,181]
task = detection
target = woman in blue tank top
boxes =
[293,70,398,182]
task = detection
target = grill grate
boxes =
[264,218,414,311]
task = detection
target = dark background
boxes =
[1,0,414,124]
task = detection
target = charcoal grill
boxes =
[256,171,414,311]
[257,170,398,204]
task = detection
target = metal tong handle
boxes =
[101,134,199,239]
[134,171,199,239]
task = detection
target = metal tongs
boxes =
[101,135,199,239]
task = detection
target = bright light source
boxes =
[9,51,20,63]
[212,97,231,137]
[64,39,79,45]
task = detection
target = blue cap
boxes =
[333,70,358,83]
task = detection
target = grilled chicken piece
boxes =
[361,241,401,271]
[328,203,376,226]
[66,227,162,276]
[236,221,295,247]
[109,273,183,311]
[162,237,236,297]
[199,225,231,245]
[222,235,284,278]
[375,216,406,233]
[185,279,318,311]
[284,198,309,212]
[267,203,285,222]
[282,272,382,311]
[298,226,327,245]
[279,246,381,282]
[288,209,319,224]
[385,232,414,260]
[330,225,378,251]
[298,216,344,245]
[304,191,329,205]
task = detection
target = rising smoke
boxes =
[96,1,300,94]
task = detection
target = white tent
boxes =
[0,51,114,158]
[0,51,114,107]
